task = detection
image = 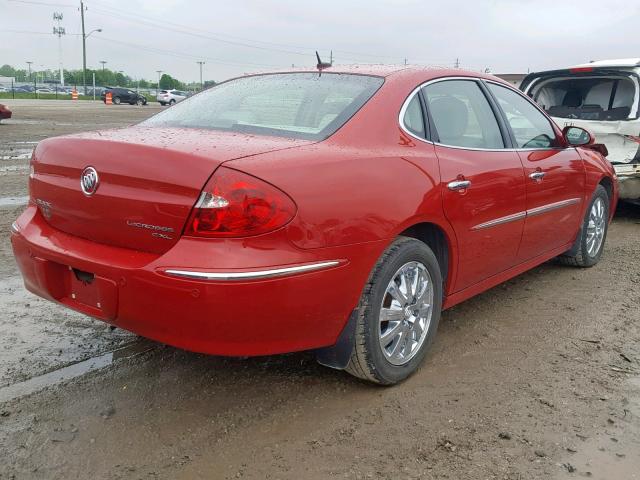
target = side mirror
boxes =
[562,125,609,157]
[563,126,593,146]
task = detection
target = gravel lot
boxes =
[0,100,639,480]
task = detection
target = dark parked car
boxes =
[101,87,147,105]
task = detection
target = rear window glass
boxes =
[531,76,637,121]
[142,73,384,140]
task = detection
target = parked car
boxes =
[0,103,11,122]
[11,67,617,384]
[101,87,147,105]
[36,88,53,94]
[521,58,640,202]
[157,89,187,105]
[0,86,8,93]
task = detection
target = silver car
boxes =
[157,89,188,106]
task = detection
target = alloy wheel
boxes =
[586,197,606,257]
[378,261,433,366]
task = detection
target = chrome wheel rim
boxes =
[586,197,606,257]
[378,261,433,366]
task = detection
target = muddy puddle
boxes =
[0,276,135,389]
[0,340,154,403]
[0,195,28,208]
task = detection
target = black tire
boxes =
[559,184,609,268]
[113,96,121,105]
[159,102,165,106]
[135,98,144,106]
[169,99,176,105]
[345,237,443,385]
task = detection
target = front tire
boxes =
[135,98,144,106]
[345,237,443,385]
[169,99,176,105]
[113,96,121,105]
[559,184,609,267]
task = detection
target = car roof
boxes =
[236,65,507,85]
[570,58,640,69]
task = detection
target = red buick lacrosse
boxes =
[11,67,617,384]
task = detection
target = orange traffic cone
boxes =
[105,92,112,105]
[71,89,78,101]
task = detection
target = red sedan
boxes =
[11,67,617,384]
[0,103,11,122]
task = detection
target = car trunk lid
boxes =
[29,127,312,254]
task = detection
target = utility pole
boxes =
[53,12,65,87]
[80,0,87,95]
[26,61,33,81]
[404,58,408,66]
[454,58,460,69]
[99,60,106,72]
[156,70,162,94]
[196,61,205,90]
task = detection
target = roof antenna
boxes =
[316,51,332,76]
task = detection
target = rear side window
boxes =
[488,83,556,149]
[402,94,425,138]
[423,80,504,149]
[143,73,384,140]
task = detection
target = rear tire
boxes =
[559,184,609,267]
[345,237,443,385]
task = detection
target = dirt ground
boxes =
[0,101,639,480]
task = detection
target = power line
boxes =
[6,0,75,7]
[92,35,281,69]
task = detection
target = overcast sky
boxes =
[1,0,639,83]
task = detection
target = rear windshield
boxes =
[530,76,637,121]
[142,73,384,140]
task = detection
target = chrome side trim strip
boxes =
[471,198,581,230]
[472,211,526,230]
[526,198,581,217]
[164,261,341,281]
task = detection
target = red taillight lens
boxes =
[569,67,594,73]
[184,167,296,238]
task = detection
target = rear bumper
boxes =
[11,206,381,356]
[614,163,640,200]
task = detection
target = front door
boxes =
[485,82,585,261]
[422,79,527,292]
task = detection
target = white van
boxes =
[521,58,640,202]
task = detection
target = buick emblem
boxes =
[80,166,99,196]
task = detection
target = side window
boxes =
[422,80,504,149]
[402,94,425,138]
[487,83,557,149]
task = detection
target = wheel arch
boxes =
[397,221,454,293]
[598,175,615,216]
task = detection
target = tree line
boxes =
[0,64,209,91]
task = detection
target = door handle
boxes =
[447,180,471,191]
[529,171,545,181]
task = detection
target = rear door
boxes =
[422,79,527,292]
[485,81,585,261]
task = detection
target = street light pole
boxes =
[156,70,162,95]
[53,12,65,87]
[80,0,87,95]
[197,61,205,91]
[100,60,106,72]
[26,61,33,82]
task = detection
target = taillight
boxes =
[569,67,594,73]
[184,167,296,238]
